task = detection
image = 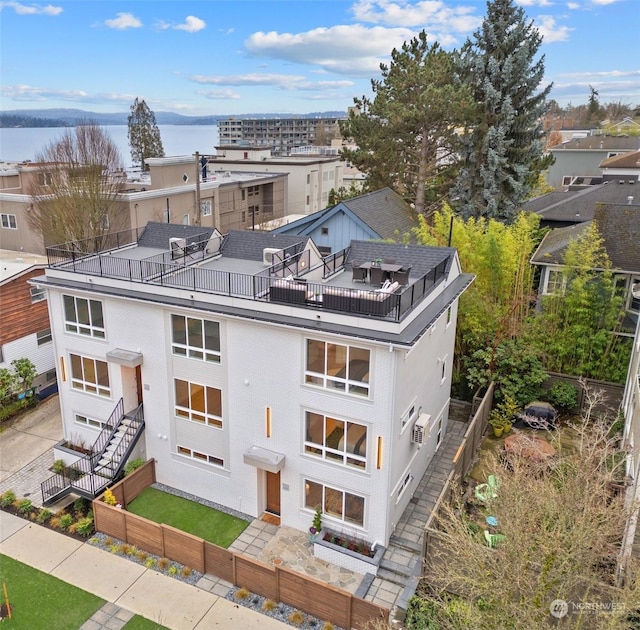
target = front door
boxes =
[135,365,143,405]
[266,471,281,515]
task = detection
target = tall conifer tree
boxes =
[127,98,165,171]
[452,0,553,223]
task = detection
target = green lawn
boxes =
[126,487,249,547]
[0,554,104,629]
[0,554,169,630]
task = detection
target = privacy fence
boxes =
[92,460,388,630]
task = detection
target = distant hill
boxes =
[0,108,348,128]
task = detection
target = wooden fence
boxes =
[93,461,387,630]
[423,383,494,561]
[544,373,623,417]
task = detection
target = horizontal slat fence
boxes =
[93,460,387,629]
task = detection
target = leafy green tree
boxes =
[526,222,630,382]
[327,183,363,206]
[127,98,165,171]
[340,31,472,219]
[0,368,16,404]
[27,122,127,247]
[11,358,37,392]
[587,84,604,126]
[452,0,553,223]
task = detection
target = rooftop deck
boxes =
[45,226,450,323]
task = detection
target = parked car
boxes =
[516,401,558,430]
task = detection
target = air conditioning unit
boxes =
[263,247,280,266]
[169,237,187,258]
[411,413,431,445]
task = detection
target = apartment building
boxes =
[218,116,345,156]
[38,222,472,548]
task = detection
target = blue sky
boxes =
[1,0,638,116]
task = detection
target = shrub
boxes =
[124,458,145,476]
[145,557,156,569]
[73,497,89,515]
[59,513,74,530]
[322,623,335,630]
[157,557,170,570]
[67,523,78,534]
[168,565,178,576]
[545,381,578,413]
[36,508,52,523]
[235,587,250,600]
[136,550,148,562]
[119,543,132,555]
[104,536,113,546]
[76,516,94,537]
[288,611,305,626]
[49,516,61,529]
[405,595,441,630]
[103,488,118,506]
[18,498,32,514]
[180,566,192,578]
[52,459,66,475]
[262,599,277,612]
[0,490,16,507]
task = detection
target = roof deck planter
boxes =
[313,529,385,576]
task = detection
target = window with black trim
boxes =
[1,214,17,229]
[171,315,220,363]
[305,339,370,397]
[64,295,105,338]
[37,329,52,345]
[174,379,223,428]
[70,354,110,397]
[304,479,364,527]
[304,411,367,469]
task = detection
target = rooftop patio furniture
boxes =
[270,279,311,304]
[394,265,412,285]
[323,285,400,317]
[352,265,368,283]
[369,266,385,287]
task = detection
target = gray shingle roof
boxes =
[551,136,640,151]
[340,188,418,240]
[138,222,216,249]
[600,150,640,169]
[221,230,309,261]
[531,223,590,265]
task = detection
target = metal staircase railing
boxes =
[41,398,145,505]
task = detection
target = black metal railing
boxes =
[322,247,350,279]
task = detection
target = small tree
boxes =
[11,358,36,393]
[0,368,16,404]
[128,98,165,171]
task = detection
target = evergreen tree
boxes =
[127,98,165,171]
[340,31,472,220]
[452,0,553,223]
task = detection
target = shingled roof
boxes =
[220,230,309,261]
[551,135,640,152]
[600,150,640,169]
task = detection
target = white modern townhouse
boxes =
[36,222,473,549]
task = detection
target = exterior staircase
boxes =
[41,398,144,506]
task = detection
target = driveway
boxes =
[0,396,63,504]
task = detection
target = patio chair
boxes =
[352,264,368,283]
[383,258,396,265]
[369,266,385,287]
[484,530,507,548]
[394,266,412,285]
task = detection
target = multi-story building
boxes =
[0,249,56,394]
[208,146,343,216]
[0,158,288,254]
[38,222,472,549]
[218,116,345,156]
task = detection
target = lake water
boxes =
[0,125,220,167]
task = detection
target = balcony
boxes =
[45,228,449,323]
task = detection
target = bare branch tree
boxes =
[27,122,128,247]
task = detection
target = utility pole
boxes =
[195,151,201,226]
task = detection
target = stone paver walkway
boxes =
[80,602,134,630]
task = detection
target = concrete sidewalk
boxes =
[0,510,288,629]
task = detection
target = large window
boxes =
[171,315,220,363]
[30,286,46,303]
[305,340,370,397]
[37,328,52,345]
[64,295,105,338]
[304,412,367,469]
[70,354,110,397]
[305,480,365,527]
[544,269,565,295]
[174,379,222,428]
[1,214,17,229]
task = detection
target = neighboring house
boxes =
[546,135,640,189]
[521,181,640,229]
[0,249,56,395]
[207,145,344,216]
[37,221,473,549]
[531,204,640,334]
[273,188,418,254]
[0,158,288,255]
[217,116,345,156]
[620,290,640,568]
[599,150,640,183]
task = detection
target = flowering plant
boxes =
[310,506,322,534]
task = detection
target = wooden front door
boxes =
[266,471,281,515]
[135,365,143,405]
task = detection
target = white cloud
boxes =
[557,69,640,79]
[516,0,552,6]
[198,89,241,101]
[245,24,418,75]
[350,0,482,32]
[535,15,573,43]
[0,1,62,15]
[175,16,206,32]
[591,0,619,4]
[567,2,579,8]
[191,73,354,93]
[104,12,142,30]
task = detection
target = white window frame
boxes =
[304,479,365,527]
[305,339,370,398]
[174,378,223,428]
[543,268,566,295]
[75,413,111,430]
[30,286,46,303]
[171,314,221,363]
[304,411,367,470]
[177,445,224,468]
[400,400,418,432]
[1,214,17,229]
[70,354,110,397]
[201,200,212,217]
[37,328,52,345]
[64,295,105,339]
